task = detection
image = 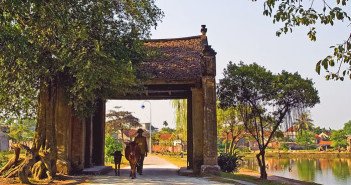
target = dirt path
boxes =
[82,155,237,185]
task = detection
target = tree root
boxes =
[0,144,21,176]
[0,144,54,184]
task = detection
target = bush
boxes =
[217,152,243,173]
[280,143,289,151]
[104,134,123,163]
[0,151,10,168]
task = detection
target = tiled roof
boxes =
[139,36,207,81]
[318,140,332,146]
[159,133,173,140]
[286,126,295,132]
[123,129,138,138]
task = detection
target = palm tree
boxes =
[294,112,314,134]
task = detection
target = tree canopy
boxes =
[0,0,163,119]
[0,1,163,182]
[106,106,141,139]
[294,112,314,134]
[218,61,320,179]
[254,0,351,80]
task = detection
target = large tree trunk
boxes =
[1,78,58,183]
[256,149,268,179]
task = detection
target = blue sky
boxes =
[107,0,351,130]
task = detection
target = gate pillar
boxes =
[191,87,204,174]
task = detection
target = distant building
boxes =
[0,129,9,151]
[284,126,297,141]
[315,132,330,144]
[318,140,332,151]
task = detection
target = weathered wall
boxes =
[191,87,204,174]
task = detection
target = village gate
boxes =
[54,25,219,175]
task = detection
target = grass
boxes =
[220,172,286,185]
[158,153,321,185]
[220,172,320,185]
[153,153,187,167]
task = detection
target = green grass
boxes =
[0,151,10,168]
[220,172,319,185]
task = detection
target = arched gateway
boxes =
[55,25,219,175]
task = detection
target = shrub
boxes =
[217,152,243,173]
[280,143,289,151]
[0,151,10,168]
[104,134,123,163]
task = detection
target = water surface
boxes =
[243,157,351,185]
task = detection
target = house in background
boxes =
[315,132,330,144]
[318,140,332,151]
[284,126,297,141]
[0,126,9,151]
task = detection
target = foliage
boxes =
[330,130,347,148]
[104,134,123,163]
[6,119,36,144]
[172,99,187,143]
[217,152,243,173]
[0,151,10,168]
[0,0,163,119]
[0,1,163,182]
[160,127,175,133]
[217,106,245,154]
[296,131,315,149]
[342,120,351,134]
[218,61,320,179]
[253,0,351,80]
[294,112,314,134]
[280,143,290,151]
[163,121,168,127]
[312,126,330,135]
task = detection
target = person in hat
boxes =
[134,128,148,175]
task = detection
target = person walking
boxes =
[134,128,148,175]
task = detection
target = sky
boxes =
[107,0,351,130]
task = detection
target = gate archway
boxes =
[55,25,219,175]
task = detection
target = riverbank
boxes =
[156,154,319,185]
[244,150,351,158]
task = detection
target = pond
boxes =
[243,157,351,185]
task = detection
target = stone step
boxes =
[82,166,113,175]
[178,167,194,176]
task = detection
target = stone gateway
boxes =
[54,25,219,175]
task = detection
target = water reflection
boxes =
[242,157,351,185]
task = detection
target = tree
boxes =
[0,1,162,183]
[343,120,351,134]
[218,62,320,179]
[106,106,141,141]
[331,130,347,150]
[163,121,169,128]
[254,0,351,80]
[312,126,329,135]
[296,131,315,149]
[294,112,314,134]
[217,106,245,154]
[7,119,36,145]
[172,99,187,143]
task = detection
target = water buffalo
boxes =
[113,151,123,176]
[125,141,141,179]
